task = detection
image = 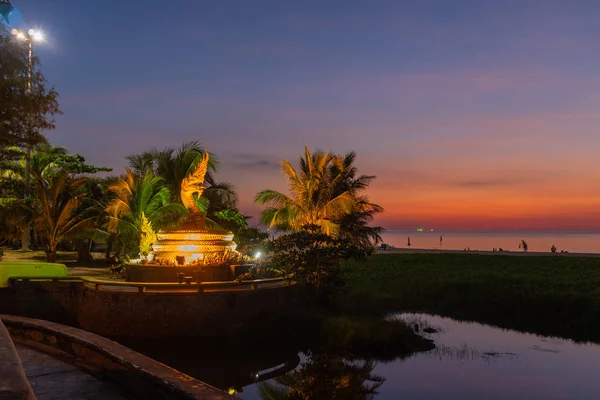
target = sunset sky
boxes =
[12,0,600,231]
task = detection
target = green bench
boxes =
[0,262,67,288]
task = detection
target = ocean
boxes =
[380,230,600,254]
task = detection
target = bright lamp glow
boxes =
[255,252,261,259]
[16,32,25,41]
[32,31,44,42]
[11,29,18,35]
[28,29,35,36]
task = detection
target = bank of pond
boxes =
[343,253,600,342]
[125,312,600,399]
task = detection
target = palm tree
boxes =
[329,151,384,247]
[259,352,385,400]
[125,152,155,177]
[105,168,187,257]
[255,147,361,236]
[126,141,237,217]
[0,146,77,249]
[337,210,384,249]
[30,170,95,262]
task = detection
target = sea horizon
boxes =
[380,230,600,253]
[382,229,600,234]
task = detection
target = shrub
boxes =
[268,225,367,299]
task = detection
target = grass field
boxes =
[1,250,77,262]
[343,253,600,342]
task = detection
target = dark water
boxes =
[128,313,600,399]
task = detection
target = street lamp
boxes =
[11,28,45,251]
[11,27,45,96]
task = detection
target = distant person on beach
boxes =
[440,235,443,248]
[551,245,557,253]
[519,240,528,252]
[407,237,411,247]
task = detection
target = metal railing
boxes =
[9,276,294,294]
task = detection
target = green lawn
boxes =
[1,250,77,262]
[343,253,600,342]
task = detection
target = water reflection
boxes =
[125,313,600,399]
[258,351,384,400]
[242,313,600,399]
[119,338,301,390]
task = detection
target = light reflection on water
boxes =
[240,313,600,399]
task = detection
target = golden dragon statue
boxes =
[180,151,210,217]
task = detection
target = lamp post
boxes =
[11,28,44,251]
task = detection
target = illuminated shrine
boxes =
[126,152,247,283]
[151,152,237,265]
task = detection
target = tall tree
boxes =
[256,147,383,247]
[0,28,60,156]
[0,27,61,249]
[255,147,358,236]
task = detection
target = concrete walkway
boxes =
[16,345,130,400]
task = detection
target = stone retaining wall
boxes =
[125,264,253,282]
[1,315,233,400]
[0,318,35,400]
[0,281,304,338]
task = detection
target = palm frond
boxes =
[147,203,188,228]
[254,147,383,243]
[255,190,293,207]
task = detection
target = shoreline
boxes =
[376,247,600,257]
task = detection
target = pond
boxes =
[127,313,600,399]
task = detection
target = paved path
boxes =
[16,344,130,400]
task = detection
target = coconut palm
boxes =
[329,151,384,247]
[337,210,384,249]
[30,170,95,262]
[259,352,385,400]
[105,168,188,256]
[255,147,364,236]
[126,141,237,216]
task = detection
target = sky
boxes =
[8,0,600,231]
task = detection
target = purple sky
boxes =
[13,0,600,230]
